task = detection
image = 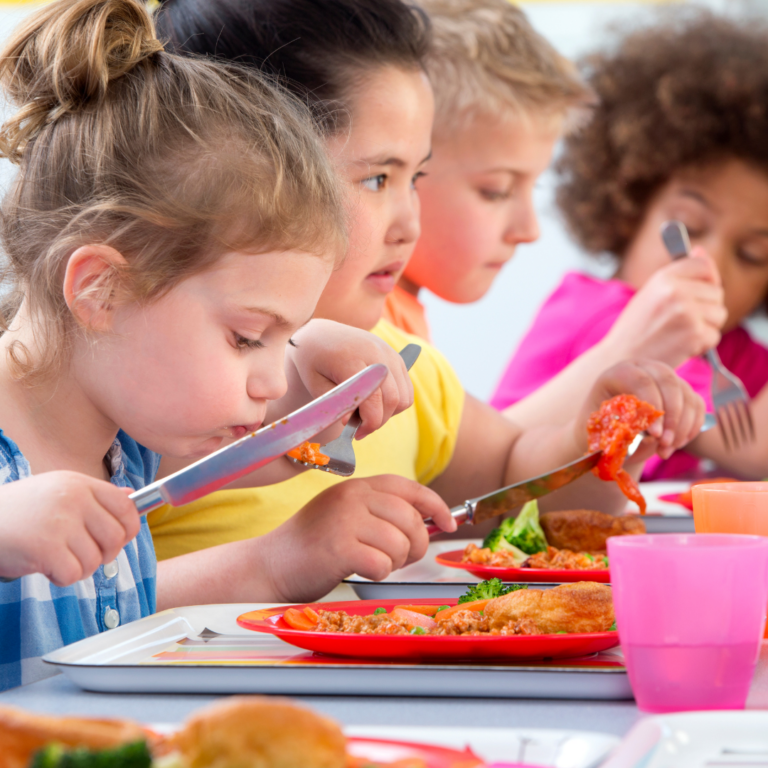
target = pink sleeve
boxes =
[490,274,633,410]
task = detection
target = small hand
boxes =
[286,319,414,439]
[577,360,706,462]
[0,472,139,586]
[265,475,456,602]
[605,250,727,367]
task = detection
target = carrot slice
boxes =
[434,599,490,622]
[283,607,319,631]
[287,441,330,466]
[394,605,440,616]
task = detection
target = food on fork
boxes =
[587,394,663,514]
[461,503,644,570]
[284,581,615,637]
[539,509,645,552]
[286,441,330,466]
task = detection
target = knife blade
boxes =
[424,450,602,534]
[130,363,388,516]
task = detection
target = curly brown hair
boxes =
[556,10,768,258]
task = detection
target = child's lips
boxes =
[229,421,263,439]
[366,260,405,294]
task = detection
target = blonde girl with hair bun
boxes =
[0,0,455,692]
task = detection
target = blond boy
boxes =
[384,0,592,339]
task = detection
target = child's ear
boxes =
[63,245,127,332]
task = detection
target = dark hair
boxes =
[556,10,768,258]
[156,0,430,132]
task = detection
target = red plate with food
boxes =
[436,550,611,583]
[237,592,619,662]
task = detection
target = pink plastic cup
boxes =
[607,533,768,713]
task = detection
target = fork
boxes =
[288,344,422,476]
[661,220,755,449]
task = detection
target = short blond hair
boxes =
[419,0,592,138]
[0,0,345,382]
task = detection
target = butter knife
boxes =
[130,363,388,516]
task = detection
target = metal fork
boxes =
[288,344,421,476]
[661,220,755,449]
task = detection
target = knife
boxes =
[424,450,602,535]
[130,363,388,516]
[424,413,717,534]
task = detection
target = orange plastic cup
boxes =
[693,482,768,638]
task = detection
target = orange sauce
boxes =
[587,395,663,514]
[287,441,330,466]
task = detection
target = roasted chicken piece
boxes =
[484,582,614,635]
[167,696,347,768]
[540,509,645,552]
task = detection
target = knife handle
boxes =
[425,502,473,536]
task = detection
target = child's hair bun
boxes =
[0,0,163,162]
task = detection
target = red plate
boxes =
[347,736,483,767]
[237,598,619,661]
[435,549,611,584]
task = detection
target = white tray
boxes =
[43,603,632,700]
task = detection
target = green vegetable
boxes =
[500,500,548,555]
[435,605,450,613]
[481,528,529,565]
[609,621,617,631]
[556,631,567,635]
[410,626,426,635]
[373,607,387,615]
[30,741,152,768]
[457,578,527,604]
[584,553,594,562]
[603,557,609,567]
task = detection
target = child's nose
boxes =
[388,191,421,245]
[247,358,288,402]
[504,200,539,245]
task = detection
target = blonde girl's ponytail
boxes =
[0,0,163,163]
[0,0,345,382]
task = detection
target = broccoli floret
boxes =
[481,529,530,565]
[502,500,548,555]
[30,741,152,768]
[457,578,527,604]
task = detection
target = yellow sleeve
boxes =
[372,320,465,485]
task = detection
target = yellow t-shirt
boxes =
[148,320,465,560]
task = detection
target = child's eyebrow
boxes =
[679,188,715,211]
[359,150,432,168]
[236,306,311,329]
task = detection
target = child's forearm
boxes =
[502,339,627,431]
[156,535,288,610]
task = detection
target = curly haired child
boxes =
[492,10,768,480]
[0,0,455,691]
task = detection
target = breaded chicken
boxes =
[0,706,150,768]
[540,509,645,552]
[168,696,347,768]
[484,582,614,635]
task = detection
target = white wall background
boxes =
[0,0,766,400]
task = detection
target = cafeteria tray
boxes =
[43,603,632,700]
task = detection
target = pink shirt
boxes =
[491,272,768,480]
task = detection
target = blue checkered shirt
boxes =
[0,429,159,691]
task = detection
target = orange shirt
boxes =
[382,284,431,341]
